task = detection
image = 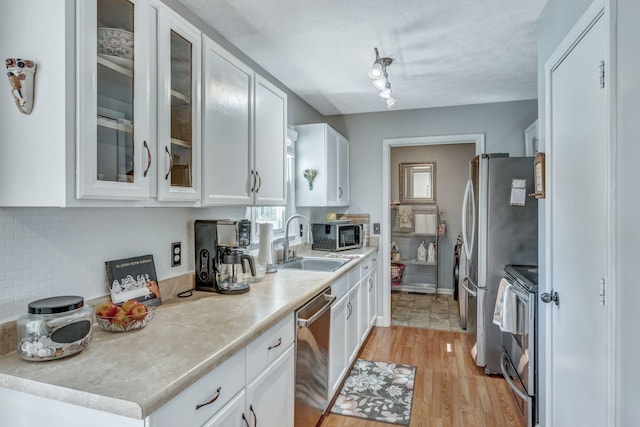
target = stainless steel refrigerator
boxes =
[459,154,538,375]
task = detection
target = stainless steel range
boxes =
[500,265,538,427]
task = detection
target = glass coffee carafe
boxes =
[217,249,255,289]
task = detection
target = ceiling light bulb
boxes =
[372,77,386,90]
[379,82,391,99]
[386,97,396,108]
[368,62,383,79]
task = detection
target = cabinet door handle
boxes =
[242,413,250,427]
[143,141,152,177]
[255,170,262,193]
[347,301,352,319]
[267,337,282,351]
[250,404,257,427]
[164,146,173,181]
[195,386,221,410]
[250,170,257,192]
[369,277,373,291]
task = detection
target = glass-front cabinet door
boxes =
[77,0,152,200]
[157,5,201,202]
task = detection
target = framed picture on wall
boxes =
[524,120,538,156]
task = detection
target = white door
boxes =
[546,10,608,427]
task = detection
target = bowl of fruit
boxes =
[95,299,155,332]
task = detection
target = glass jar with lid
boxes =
[17,296,93,361]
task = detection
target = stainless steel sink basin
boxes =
[278,257,352,272]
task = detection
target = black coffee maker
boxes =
[194,220,255,294]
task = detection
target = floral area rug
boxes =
[330,359,416,425]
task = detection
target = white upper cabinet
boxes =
[295,123,350,207]
[253,75,287,206]
[202,38,287,207]
[77,0,153,200]
[157,5,201,202]
[202,36,254,206]
[337,133,350,205]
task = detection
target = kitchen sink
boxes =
[278,257,352,272]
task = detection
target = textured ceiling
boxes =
[179,0,547,115]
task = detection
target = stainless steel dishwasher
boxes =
[294,288,335,427]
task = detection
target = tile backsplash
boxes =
[0,207,240,323]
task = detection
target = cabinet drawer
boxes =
[246,314,295,381]
[149,350,245,427]
[331,275,348,300]
[360,257,372,277]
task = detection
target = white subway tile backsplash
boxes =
[0,206,247,323]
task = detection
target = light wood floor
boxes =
[320,326,525,427]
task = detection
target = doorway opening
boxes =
[380,134,485,328]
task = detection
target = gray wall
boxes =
[340,100,538,229]
[390,144,476,292]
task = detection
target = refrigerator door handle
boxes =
[461,180,476,260]
[461,276,478,297]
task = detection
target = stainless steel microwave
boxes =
[311,223,364,252]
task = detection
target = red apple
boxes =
[111,308,130,328]
[96,301,117,318]
[121,299,139,313]
[128,304,148,321]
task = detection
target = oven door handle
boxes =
[500,351,529,402]
[461,277,478,297]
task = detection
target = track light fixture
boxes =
[368,47,395,108]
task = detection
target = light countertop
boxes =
[0,247,377,419]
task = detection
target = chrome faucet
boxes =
[283,214,313,263]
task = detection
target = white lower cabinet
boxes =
[245,346,295,427]
[368,262,378,330]
[202,390,246,427]
[329,276,349,397]
[148,314,295,427]
[205,345,295,427]
[327,252,379,402]
[346,280,361,364]
[149,350,246,427]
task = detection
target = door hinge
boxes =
[599,278,606,305]
[599,60,605,88]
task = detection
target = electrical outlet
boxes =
[373,223,381,235]
[171,242,181,267]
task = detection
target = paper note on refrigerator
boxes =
[510,179,527,206]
